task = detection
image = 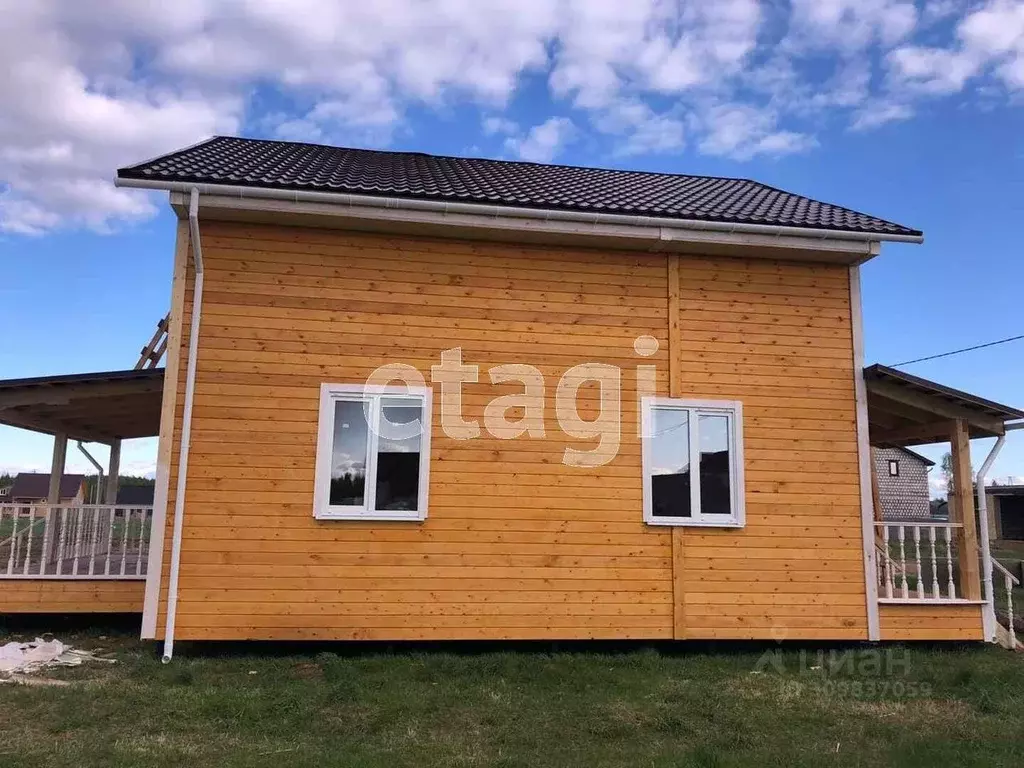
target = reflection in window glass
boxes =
[699,414,731,516]
[650,407,691,518]
[375,398,422,511]
[330,400,368,506]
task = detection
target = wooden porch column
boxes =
[47,432,68,503]
[105,439,121,505]
[950,418,981,600]
[43,432,69,566]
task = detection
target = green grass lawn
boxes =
[1,624,1023,768]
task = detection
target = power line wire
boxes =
[892,334,1024,367]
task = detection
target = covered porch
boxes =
[866,364,1024,646]
[0,369,163,612]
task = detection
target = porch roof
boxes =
[865,364,1024,447]
[0,368,164,443]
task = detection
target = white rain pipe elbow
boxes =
[162,187,205,663]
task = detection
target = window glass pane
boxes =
[650,407,691,518]
[698,414,732,516]
[375,398,423,511]
[330,399,368,506]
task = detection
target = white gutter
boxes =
[162,187,204,663]
[76,442,103,505]
[114,178,924,246]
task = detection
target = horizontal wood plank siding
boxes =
[0,581,144,614]
[159,222,671,641]
[879,604,984,641]
[150,221,878,642]
[672,254,867,640]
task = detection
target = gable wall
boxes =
[149,221,867,641]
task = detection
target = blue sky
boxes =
[1,1,1022,489]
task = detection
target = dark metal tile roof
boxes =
[10,473,85,501]
[118,136,922,238]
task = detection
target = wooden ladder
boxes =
[135,313,170,369]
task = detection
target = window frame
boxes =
[313,383,433,522]
[888,459,900,477]
[641,397,745,528]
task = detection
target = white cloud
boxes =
[550,0,762,107]
[696,104,817,160]
[505,117,576,162]
[787,0,918,51]
[482,116,520,136]
[593,100,686,156]
[2,0,1022,234]
[888,0,1024,93]
[851,100,916,129]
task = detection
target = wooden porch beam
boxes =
[0,411,119,444]
[871,421,958,446]
[0,379,161,408]
[867,380,1005,435]
[950,418,981,600]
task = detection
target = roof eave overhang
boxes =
[115,177,923,266]
[865,364,1024,447]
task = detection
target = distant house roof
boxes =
[115,485,155,506]
[10,473,85,501]
[895,447,935,467]
[985,485,1024,497]
[117,136,922,239]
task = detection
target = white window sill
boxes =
[645,518,744,528]
[314,511,426,522]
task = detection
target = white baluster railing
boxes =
[0,504,152,579]
[990,556,1020,650]
[875,522,973,603]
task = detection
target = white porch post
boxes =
[105,439,121,505]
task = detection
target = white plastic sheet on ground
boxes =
[0,638,112,674]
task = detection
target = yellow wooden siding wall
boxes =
[879,604,983,641]
[158,222,673,640]
[670,254,866,640]
[0,580,144,613]
[149,221,871,641]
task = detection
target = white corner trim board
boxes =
[161,188,205,663]
[850,266,881,642]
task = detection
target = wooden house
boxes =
[3,136,1022,654]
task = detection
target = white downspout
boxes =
[163,187,204,663]
[976,421,1024,643]
[976,436,1005,643]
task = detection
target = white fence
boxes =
[875,521,964,601]
[0,504,153,579]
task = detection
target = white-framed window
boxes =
[888,459,900,477]
[313,383,432,521]
[641,397,745,527]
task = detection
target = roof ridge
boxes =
[206,134,766,187]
